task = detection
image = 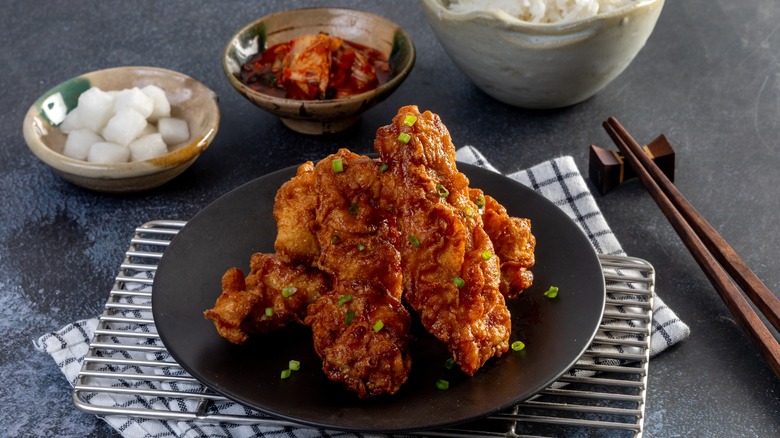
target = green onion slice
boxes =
[444,358,456,370]
[403,114,417,126]
[373,320,384,332]
[280,369,292,379]
[452,276,465,288]
[544,286,559,298]
[332,159,344,173]
[408,235,421,248]
[481,250,493,261]
[289,360,301,371]
[281,286,297,298]
[345,309,355,325]
[398,132,411,144]
[436,184,449,198]
[264,307,273,317]
[331,234,340,245]
[338,295,353,306]
[357,243,365,251]
[379,163,389,172]
[348,203,358,215]
[435,379,450,390]
[511,340,525,352]
[463,206,474,218]
[475,195,485,209]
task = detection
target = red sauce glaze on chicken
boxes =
[240,33,391,100]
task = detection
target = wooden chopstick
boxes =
[602,117,780,379]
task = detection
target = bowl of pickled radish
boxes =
[222,7,415,135]
[23,66,220,193]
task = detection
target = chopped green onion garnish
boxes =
[348,203,358,215]
[444,358,456,370]
[373,320,384,332]
[265,307,274,317]
[436,184,449,198]
[345,309,355,325]
[332,159,344,173]
[338,295,353,306]
[280,369,292,379]
[452,276,465,288]
[544,286,559,299]
[289,360,301,371]
[281,286,297,298]
[511,340,525,352]
[379,163,389,172]
[475,195,485,209]
[398,132,411,144]
[357,243,365,251]
[463,206,475,218]
[435,379,450,390]
[481,250,493,261]
[403,114,417,126]
[408,235,421,248]
[331,234,340,244]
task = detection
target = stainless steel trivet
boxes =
[74,220,655,437]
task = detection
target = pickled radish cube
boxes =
[87,141,130,163]
[63,128,103,160]
[59,107,85,133]
[102,109,148,146]
[158,117,189,145]
[129,133,168,161]
[113,87,154,119]
[141,85,171,121]
[139,123,158,137]
[77,87,115,132]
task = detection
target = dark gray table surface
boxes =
[2,1,779,436]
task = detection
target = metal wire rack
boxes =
[74,220,655,437]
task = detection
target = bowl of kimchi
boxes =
[223,7,416,135]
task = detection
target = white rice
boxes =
[448,0,636,23]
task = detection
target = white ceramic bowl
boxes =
[223,7,415,135]
[421,0,665,109]
[23,66,220,193]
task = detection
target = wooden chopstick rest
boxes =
[588,134,675,195]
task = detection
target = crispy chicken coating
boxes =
[472,189,536,299]
[375,105,512,375]
[273,161,320,265]
[204,253,331,344]
[304,150,412,397]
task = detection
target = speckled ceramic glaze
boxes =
[223,7,415,135]
[421,0,664,109]
[23,66,220,193]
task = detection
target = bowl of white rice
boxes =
[23,66,220,193]
[421,0,664,109]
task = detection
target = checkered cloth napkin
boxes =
[35,150,690,438]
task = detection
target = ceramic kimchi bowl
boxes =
[23,66,220,193]
[222,7,415,135]
[421,0,664,109]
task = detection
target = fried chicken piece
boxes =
[203,267,259,345]
[273,161,320,265]
[204,253,331,344]
[471,189,536,299]
[306,280,411,398]
[375,105,512,376]
[304,150,412,397]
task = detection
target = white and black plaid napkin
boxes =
[35,150,690,438]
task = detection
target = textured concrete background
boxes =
[2,1,779,436]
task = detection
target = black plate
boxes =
[152,163,605,433]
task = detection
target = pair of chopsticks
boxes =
[602,117,780,380]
